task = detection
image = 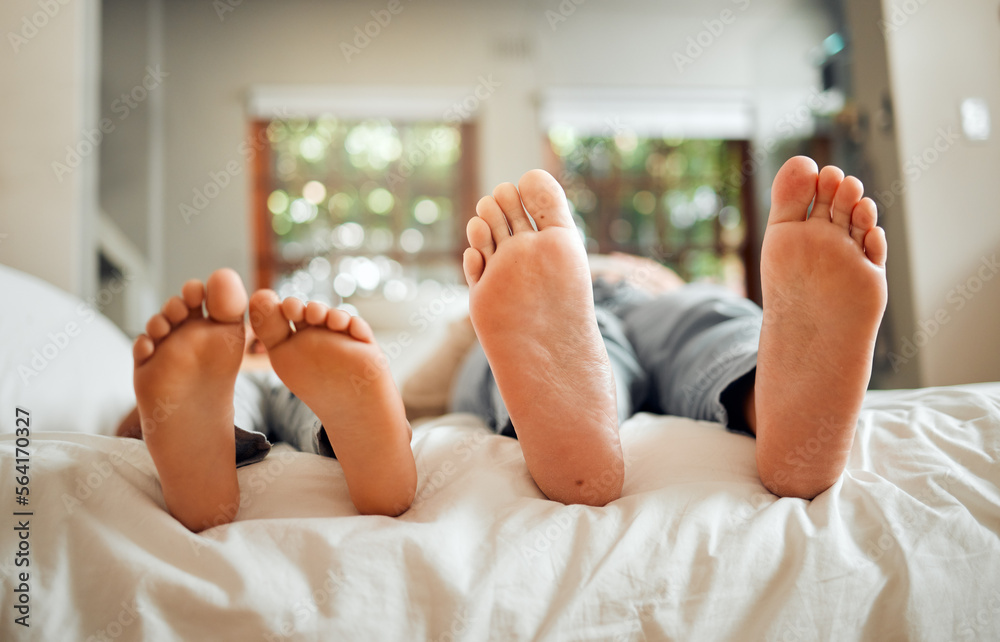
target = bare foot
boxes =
[755,156,888,498]
[133,269,247,531]
[463,170,623,506]
[248,291,416,516]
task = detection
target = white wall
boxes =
[843,0,921,389]
[881,0,1000,386]
[157,0,832,294]
[0,0,101,298]
[99,0,153,256]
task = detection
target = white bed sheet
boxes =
[2,383,999,641]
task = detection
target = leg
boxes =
[461,171,624,506]
[450,306,645,440]
[115,405,142,439]
[755,157,887,498]
[248,291,416,516]
[621,284,762,433]
[132,269,247,532]
[117,371,276,468]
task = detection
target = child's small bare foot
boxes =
[249,292,416,516]
[464,170,623,506]
[755,156,888,498]
[133,269,247,531]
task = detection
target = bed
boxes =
[1,264,999,641]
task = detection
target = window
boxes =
[546,131,755,297]
[250,115,477,312]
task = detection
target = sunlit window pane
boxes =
[261,117,466,306]
[549,131,749,294]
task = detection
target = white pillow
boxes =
[0,265,134,435]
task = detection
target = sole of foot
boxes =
[248,291,416,516]
[463,169,623,506]
[133,268,247,532]
[755,156,888,498]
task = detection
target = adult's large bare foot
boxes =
[463,170,623,506]
[248,292,416,516]
[755,156,888,498]
[132,269,247,532]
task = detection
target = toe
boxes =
[476,195,511,246]
[864,227,888,267]
[347,315,375,342]
[517,169,574,230]
[162,296,189,326]
[205,268,248,323]
[249,290,292,349]
[493,182,534,233]
[850,198,878,246]
[467,213,495,259]
[281,297,306,324]
[182,280,205,318]
[767,156,818,225]
[305,301,330,326]
[808,165,844,224]
[146,314,171,341]
[326,308,352,332]
[133,335,154,366]
[463,247,485,287]
[831,176,864,230]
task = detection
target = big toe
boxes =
[205,268,248,323]
[768,156,819,225]
[517,169,574,230]
[249,289,291,349]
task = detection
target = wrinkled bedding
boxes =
[1,384,999,640]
